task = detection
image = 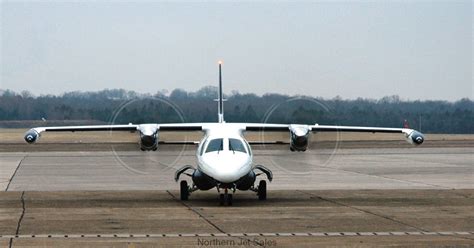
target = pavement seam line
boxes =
[287,153,471,198]
[15,191,26,236]
[350,172,450,190]
[8,191,25,248]
[299,190,474,242]
[165,190,225,233]
[281,156,448,189]
[348,156,455,190]
[5,155,27,192]
[297,190,429,232]
[165,190,263,247]
[2,231,474,239]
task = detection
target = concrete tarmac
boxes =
[1,145,473,247]
[1,146,472,191]
[1,190,473,247]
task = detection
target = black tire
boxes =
[258,180,267,200]
[219,194,225,206]
[180,180,189,201]
[227,194,233,206]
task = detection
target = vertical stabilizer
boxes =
[217,61,224,123]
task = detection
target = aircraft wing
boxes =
[310,124,408,133]
[309,124,425,145]
[26,123,204,134]
[244,123,290,132]
[27,124,139,133]
[23,123,205,146]
[242,123,425,149]
[244,123,410,134]
[24,122,424,152]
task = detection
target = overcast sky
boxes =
[1,1,472,100]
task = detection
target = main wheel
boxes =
[227,194,233,206]
[258,180,267,200]
[180,180,189,201]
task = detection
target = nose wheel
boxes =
[219,188,233,206]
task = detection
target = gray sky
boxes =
[1,1,472,100]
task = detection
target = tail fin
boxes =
[217,61,224,123]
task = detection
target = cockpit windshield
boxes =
[204,138,248,154]
[205,138,224,153]
[229,138,247,153]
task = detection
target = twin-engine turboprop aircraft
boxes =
[24,62,424,205]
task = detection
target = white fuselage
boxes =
[196,123,253,183]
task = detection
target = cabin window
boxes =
[205,138,224,153]
[229,138,247,153]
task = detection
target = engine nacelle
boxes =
[235,171,256,191]
[140,133,158,151]
[138,124,159,151]
[289,125,310,152]
[405,130,424,145]
[192,169,215,190]
[24,129,40,144]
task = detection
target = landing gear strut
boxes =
[219,188,233,206]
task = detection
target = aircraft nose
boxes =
[203,154,250,183]
[217,163,245,182]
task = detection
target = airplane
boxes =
[23,61,425,206]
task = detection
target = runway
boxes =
[1,190,473,247]
[1,145,473,247]
[1,146,473,191]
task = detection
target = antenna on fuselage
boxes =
[217,60,225,123]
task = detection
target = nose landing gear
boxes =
[219,187,234,206]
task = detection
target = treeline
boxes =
[0,87,472,133]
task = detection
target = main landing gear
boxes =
[257,180,267,200]
[176,165,196,201]
[252,164,272,201]
[179,179,199,201]
[175,164,273,205]
[180,180,189,201]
